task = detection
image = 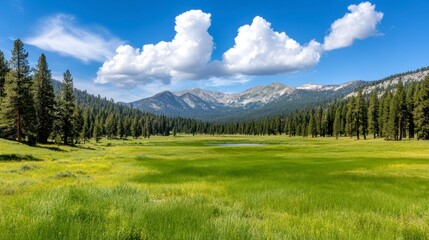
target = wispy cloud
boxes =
[26,14,122,62]
[204,75,251,87]
[9,0,24,13]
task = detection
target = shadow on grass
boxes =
[75,145,96,150]
[0,154,41,162]
[36,145,66,152]
[37,144,96,151]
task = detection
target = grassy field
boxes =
[0,135,429,239]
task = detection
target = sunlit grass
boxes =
[0,136,428,239]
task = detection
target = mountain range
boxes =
[127,67,429,121]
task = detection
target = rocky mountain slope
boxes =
[129,67,429,121]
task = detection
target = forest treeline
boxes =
[0,40,206,145]
[216,78,429,140]
[0,40,428,145]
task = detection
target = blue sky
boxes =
[1,0,428,102]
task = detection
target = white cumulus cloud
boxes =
[95,10,214,85]
[323,2,383,51]
[26,14,122,62]
[96,2,383,87]
[223,16,322,76]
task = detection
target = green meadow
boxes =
[0,136,428,239]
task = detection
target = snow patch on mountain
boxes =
[297,81,361,91]
[175,88,226,104]
[175,82,295,107]
[346,70,429,97]
[182,95,196,109]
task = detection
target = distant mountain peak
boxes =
[268,82,286,87]
[128,67,428,121]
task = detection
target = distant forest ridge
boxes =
[0,39,428,145]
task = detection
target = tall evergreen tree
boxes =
[57,70,76,145]
[396,81,407,140]
[388,94,400,141]
[124,117,131,139]
[72,102,83,144]
[142,117,150,138]
[117,117,124,140]
[368,91,379,138]
[81,109,91,144]
[414,75,429,140]
[378,92,386,138]
[355,89,367,140]
[341,104,347,136]
[346,96,356,137]
[382,91,392,140]
[0,50,8,99]
[172,126,177,137]
[33,54,55,143]
[316,107,323,137]
[105,112,116,139]
[93,115,102,143]
[0,39,37,144]
[131,116,140,138]
[308,112,317,138]
[333,108,341,140]
[406,83,416,138]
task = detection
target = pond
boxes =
[209,143,266,147]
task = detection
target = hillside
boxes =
[127,67,429,121]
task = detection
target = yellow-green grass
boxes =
[0,136,429,239]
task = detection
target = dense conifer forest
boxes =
[1,39,429,145]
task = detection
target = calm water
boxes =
[209,143,266,147]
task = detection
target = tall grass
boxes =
[0,136,428,239]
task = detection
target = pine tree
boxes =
[81,110,91,144]
[413,84,421,138]
[316,107,323,137]
[333,108,341,140]
[105,112,116,139]
[414,75,429,140]
[382,91,392,140]
[321,111,329,137]
[72,102,83,144]
[368,91,379,138]
[0,51,7,137]
[0,50,8,99]
[138,117,144,136]
[117,118,124,140]
[33,54,55,143]
[355,89,367,140]
[0,39,37,144]
[93,115,102,143]
[143,117,151,138]
[308,112,317,138]
[396,81,407,140]
[388,95,400,141]
[124,117,131,139]
[378,92,386,138]
[406,83,416,139]
[341,104,347,136]
[58,70,76,145]
[386,81,406,141]
[131,116,139,138]
[346,96,356,137]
